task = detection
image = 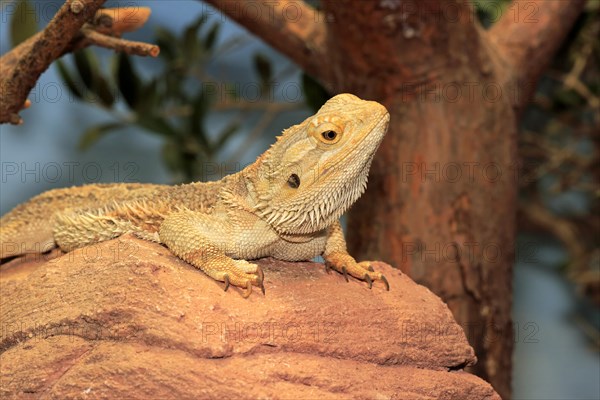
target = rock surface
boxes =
[1,236,500,399]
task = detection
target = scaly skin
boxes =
[1,94,390,297]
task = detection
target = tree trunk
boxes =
[324,2,517,397]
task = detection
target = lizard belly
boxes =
[270,233,327,262]
[223,230,279,260]
[221,221,327,262]
[220,214,280,260]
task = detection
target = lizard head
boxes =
[252,93,389,235]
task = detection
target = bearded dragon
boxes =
[0,93,390,297]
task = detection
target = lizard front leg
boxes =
[323,220,389,290]
[158,210,264,298]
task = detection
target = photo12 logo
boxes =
[1,162,139,184]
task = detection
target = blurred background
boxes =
[1,1,598,398]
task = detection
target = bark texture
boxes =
[1,237,499,399]
[327,2,517,396]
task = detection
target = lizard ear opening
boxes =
[287,173,300,189]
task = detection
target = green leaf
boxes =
[164,72,182,98]
[203,23,220,50]
[116,52,141,109]
[188,15,207,36]
[137,116,178,137]
[183,15,207,61]
[55,59,84,100]
[135,79,160,114]
[10,0,37,47]
[302,73,331,112]
[93,75,115,107]
[79,122,124,151]
[183,29,200,62]
[72,49,115,106]
[154,27,179,60]
[74,49,99,92]
[253,53,272,89]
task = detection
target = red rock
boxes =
[1,236,500,399]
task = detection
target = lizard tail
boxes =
[53,209,135,252]
[1,183,165,260]
[0,217,56,259]
[53,200,166,252]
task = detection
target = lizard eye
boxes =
[321,130,338,141]
[312,121,343,145]
[287,173,300,189]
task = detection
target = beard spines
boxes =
[285,173,369,234]
[254,163,371,235]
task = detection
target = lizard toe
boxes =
[223,274,231,292]
[325,254,391,291]
[241,280,253,298]
[341,266,349,282]
[380,274,390,291]
[364,273,373,289]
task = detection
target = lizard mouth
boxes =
[319,112,389,179]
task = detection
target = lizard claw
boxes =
[256,265,264,286]
[323,253,390,291]
[251,265,265,295]
[380,275,390,291]
[324,262,331,274]
[364,273,373,289]
[258,279,266,295]
[218,262,263,297]
[341,266,349,282]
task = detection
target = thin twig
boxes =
[0,4,154,124]
[81,28,159,57]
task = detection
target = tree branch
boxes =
[487,0,587,113]
[0,0,106,124]
[202,0,330,86]
[0,2,155,125]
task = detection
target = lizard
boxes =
[0,93,390,297]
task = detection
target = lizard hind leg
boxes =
[53,209,139,252]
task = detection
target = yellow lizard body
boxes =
[1,94,390,297]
